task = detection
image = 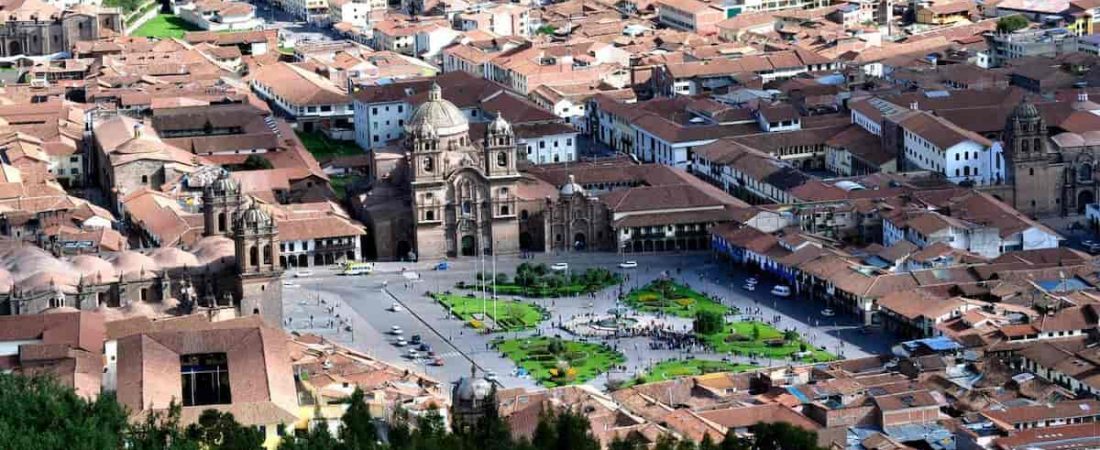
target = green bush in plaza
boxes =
[433,293,545,332]
[458,263,620,297]
[630,359,756,385]
[494,336,624,387]
[693,309,725,335]
[698,321,836,363]
[624,279,734,318]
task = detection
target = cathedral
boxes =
[989,96,1100,218]
[0,172,283,325]
[362,84,521,260]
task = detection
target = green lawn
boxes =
[625,280,734,318]
[329,175,362,199]
[632,359,756,385]
[433,294,545,332]
[700,321,835,363]
[132,14,200,39]
[296,131,365,159]
[494,337,624,387]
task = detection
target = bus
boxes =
[341,262,375,276]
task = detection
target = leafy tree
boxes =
[751,324,761,341]
[699,434,718,450]
[610,432,649,450]
[185,409,264,450]
[719,429,749,450]
[655,434,679,450]
[783,329,799,343]
[997,15,1029,33]
[127,402,200,450]
[242,154,274,170]
[0,373,129,450]
[339,388,377,450]
[748,422,822,450]
[693,310,725,335]
[550,409,599,450]
[278,423,340,450]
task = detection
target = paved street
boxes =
[283,252,899,391]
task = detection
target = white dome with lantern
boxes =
[407,83,468,137]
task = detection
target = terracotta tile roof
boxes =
[697,404,819,430]
[251,62,349,107]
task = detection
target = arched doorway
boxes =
[1079,190,1095,214]
[396,241,412,260]
[519,232,532,251]
[297,254,308,267]
[460,236,476,256]
[7,41,21,57]
[573,233,586,250]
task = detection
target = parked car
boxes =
[390,303,403,312]
[282,281,299,288]
[294,270,313,278]
[1089,244,1100,254]
[435,261,449,271]
[390,325,403,335]
[418,343,432,352]
[821,308,836,317]
[484,370,499,382]
[746,277,758,285]
[550,262,569,271]
[406,349,419,359]
[618,261,638,269]
[394,338,407,346]
[410,334,422,345]
[432,356,445,366]
[743,283,756,291]
[770,285,792,297]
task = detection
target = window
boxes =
[398,105,403,113]
[497,152,507,167]
[462,200,472,216]
[141,175,148,184]
[520,210,529,220]
[426,210,435,221]
[180,353,231,406]
[500,205,509,215]
[69,156,79,163]
[1030,168,1035,176]
[320,105,332,112]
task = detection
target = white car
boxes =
[390,303,403,312]
[745,277,758,285]
[742,283,756,291]
[390,325,404,335]
[294,270,313,278]
[618,261,638,269]
[550,262,569,271]
[282,280,299,288]
[394,338,407,346]
[770,285,792,297]
[820,308,836,317]
[406,349,420,359]
[484,370,499,382]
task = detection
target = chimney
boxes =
[910,101,918,110]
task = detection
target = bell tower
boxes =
[233,202,283,325]
[202,171,241,237]
[409,121,442,183]
[1005,99,1059,217]
[484,112,516,177]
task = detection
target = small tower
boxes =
[233,202,283,325]
[203,171,242,237]
[409,120,442,182]
[484,111,516,177]
[1004,98,1057,216]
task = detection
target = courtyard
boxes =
[132,14,200,39]
[632,359,756,385]
[700,321,836,363]
[625,279,735,318]
[493,336,625,387]
[457,263,620,297]
[433,293,545,332]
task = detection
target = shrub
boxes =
[674,298,696,307]
[693,310,725,335]
[637,293,660,303]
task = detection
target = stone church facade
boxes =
[364,84,521,260]
[987,98,1100,218]
[0,173,283,326]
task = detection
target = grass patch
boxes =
[699,321,835,363]
[625,280,734,318]
[632,359,756,385]
[434,293,545,332]
[296,131,364,159]
[329,175,362,198]
[459,263,620,298]
[494,337,624,387]
[132,14,200,39]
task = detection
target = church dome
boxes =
[560,174,585,196]
[238,203,273,230]
[487,111,512,135]
[209,171,238,196]
[454,376,492,402]
[1011,100,1040,121]
[407,83,468,137]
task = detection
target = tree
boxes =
[719,429,749,450]
[185,409,264,450]
[748,422,822,450]
[751,324,761,341]
[783,329,799,343]
[127,402,200,450]
[242,154,274,170]
[997,15,1029,33]
[699,434,718,450]
[693,310,725,335]
[339,388,377,450]
[550,409,600,450]
[0,373,129,450]
[278,423,340,450]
